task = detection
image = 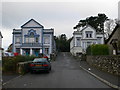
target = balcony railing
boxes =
[21,43,42,47]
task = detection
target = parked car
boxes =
[29,58,51,73]
[3,52,14,57]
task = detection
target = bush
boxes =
[86,44,109,55]
[2,55,37,73]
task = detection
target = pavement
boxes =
[77,59,120,89]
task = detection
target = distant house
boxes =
[106,24,120,55]
[70,24,104,56]
[12,19,56,57]
[0,31,3,60]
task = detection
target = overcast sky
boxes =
[0,0,120,50]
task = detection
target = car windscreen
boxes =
[33,58,47,62]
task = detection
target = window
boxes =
[29,38,35,43]
[30,32,34,37]
[36,37,39,43]
[25,32,40,43]
[76,37,81,46]
[15,37,21,44]
[45,48,49,54]
[97,37,102,44]
[44,37,50,44]
[25,37,29,43]
[86,31,93,38]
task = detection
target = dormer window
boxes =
[86,31,93,38]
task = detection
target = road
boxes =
[2,52,115,88]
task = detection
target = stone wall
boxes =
[86,55,120,76]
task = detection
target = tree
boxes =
[104,19,116,39]
[74,13,108,33]
[54,34,72,52]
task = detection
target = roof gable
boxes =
[81,25,96,32]
[106,24,119,44]
[21,19,44,28]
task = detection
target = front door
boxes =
[25,49,30,56]
[34,50,39,56]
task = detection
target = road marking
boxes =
[2,75,22,86]
[79,66,120,90]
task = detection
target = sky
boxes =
[0,0,120,51]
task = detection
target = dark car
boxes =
[29,58,51,73]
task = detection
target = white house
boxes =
[12,19,56,57]
[70,25,104,56]
[0,31,3,60]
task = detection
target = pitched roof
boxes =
[105,24,119,44]
[21,19,44,28]
[0,31,3,38]
[80,24,96,32]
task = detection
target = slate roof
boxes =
[105,24,119,44]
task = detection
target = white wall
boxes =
[22,28,43,43]
[70,47,82,56]
[82,27,96,39]
[71,25,105,55]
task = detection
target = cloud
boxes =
[1,1,119,50]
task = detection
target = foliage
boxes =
[86,44,109,55]
[54,34,72,52]
[2,55,36,73]
[74,13,108,33]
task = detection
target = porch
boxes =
[20,48,42,56]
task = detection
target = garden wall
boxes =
[86,55,120,76]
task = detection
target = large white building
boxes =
[12,19,56,57]
[0,31,3,60]
[70,25,104,56]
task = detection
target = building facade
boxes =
[70,25,104,56]
[12,19,56,57]
[0,31,3,60]
[106,24,120,55]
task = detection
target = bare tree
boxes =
[104,19,116,39]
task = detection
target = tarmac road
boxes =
[2,52,116,89]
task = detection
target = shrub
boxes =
[2,55,37,73]
[86,44,109,55]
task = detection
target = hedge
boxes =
[86,44,109,55]
[2,55,36,73]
